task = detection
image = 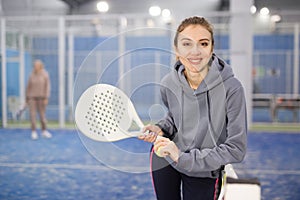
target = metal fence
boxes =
[1,13,299,127]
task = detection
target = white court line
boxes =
[1,162,299,175]
[0,162,149,172]
[235,169,300,175]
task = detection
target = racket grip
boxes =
[146,131,162,142]
[155,135,163,142]
[139,130,162,143]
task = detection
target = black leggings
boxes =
[150,148,219,200]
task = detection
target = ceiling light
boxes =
[162,9,171,18]
[162,9,172,23]
[97,1,109,13]
[250,5,257,14]
[271,14,281,23]
[149,6,161,16]
[259,7,269,16]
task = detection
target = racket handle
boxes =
[155,135,163,142]
[145,131,162,142]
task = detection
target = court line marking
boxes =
[235,169,300,175]
[1,162,300,175]
[0,162,149,172]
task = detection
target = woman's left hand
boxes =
[154,137,180,163]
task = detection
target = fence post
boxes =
[1,18,7,128]
[58,17,66,128]
[293,23,299,95]
[230,0,254,127]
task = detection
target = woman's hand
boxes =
[138,124,163,143]
[138,124,179,162]
[154,137,180,163]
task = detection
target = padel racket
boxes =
[75,84,147,142]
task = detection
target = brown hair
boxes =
[174,16,214,48]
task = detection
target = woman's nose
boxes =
[190,44,202,54]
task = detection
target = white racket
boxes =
[75,84,147,142]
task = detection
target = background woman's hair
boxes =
[34,59,44,69]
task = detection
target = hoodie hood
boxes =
[172,53,234,94]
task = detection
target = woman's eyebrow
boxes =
[180,38,210,42]
[180,38,193,41]
[199,38,210,42]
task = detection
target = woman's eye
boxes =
[201,42,209,47]
[183,42,192,46]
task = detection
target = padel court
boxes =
[0,128,299,200]
[1,2,300,200]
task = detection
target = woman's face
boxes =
[33,61,43,73]
[176,25,213,74]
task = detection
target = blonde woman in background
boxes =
[26,59,52,140]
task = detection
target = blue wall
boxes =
[1,33,299,122]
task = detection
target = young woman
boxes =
[139,16,247,200]
[26,59,52,140]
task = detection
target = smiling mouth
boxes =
[188,58,202,65]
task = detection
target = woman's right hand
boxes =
[138,124,163,143]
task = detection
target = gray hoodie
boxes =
[157,53,247,178]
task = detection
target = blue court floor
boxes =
[0,128,299,200]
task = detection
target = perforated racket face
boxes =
[75,84,133,141]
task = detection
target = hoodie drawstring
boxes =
[206,90,218,147]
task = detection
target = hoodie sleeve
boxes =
[156,85,178,139]
[174,84,247,174]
